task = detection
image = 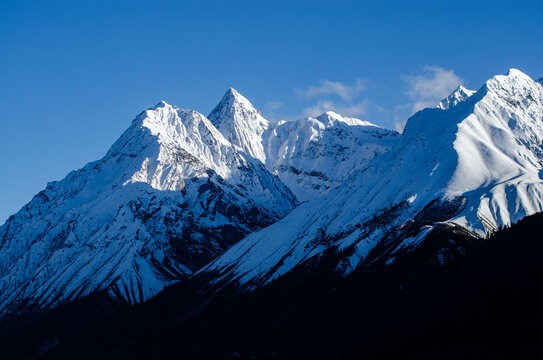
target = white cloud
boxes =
[303,99,368,118]
[298,79,366,101]
[274,68,462,130]
[392,103,412,133]
[405,66,463,112]
[296,78,369,119]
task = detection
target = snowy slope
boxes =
[208,90,399,201]
[265,112,399,201]
[202,69,543,287]
[0,101,296,313]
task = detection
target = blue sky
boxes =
[1,0,542,223]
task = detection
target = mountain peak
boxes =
[315,111,376,127]
[485,68,534,91]
[225,87,241,98]
[315,110,342,122]
[455,84,469,92]
[151,100,172,109]
[213,88,256,113]
[506,68,526,77]
[437,85,475,110]
[482,69,543,112]
[208,89,269,162]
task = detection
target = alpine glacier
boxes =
[202,69,543,288]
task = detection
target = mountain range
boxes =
[202,69,543,288]
[0,86,397,314]
[1,69,543,359]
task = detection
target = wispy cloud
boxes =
[392,103,413,133]
[386,66,464,132]
[297,79,367,101]
[303,99,369,118]
[294,78,369,119]
[264,68,463,131]
[405,66,463,112]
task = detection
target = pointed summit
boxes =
[212,88,244,111]
[209,88,263,125]
[485,68,536,93]
[151,100,171,109]
[224,87,245,101]
[437,85,475,110]
[480,69,543,123]
[506,68,526,76]
[114,101,232,175]
[208,88,269,163]
[315,111,376,127]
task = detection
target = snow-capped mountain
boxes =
[209,89,399,201]
[437,85,476,110]
[0,101,296,313]
[208,88,270,163]
[202,69,543,287]
[2,68,542,318]
[264,112,399,201]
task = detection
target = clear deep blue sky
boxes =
[1,0,542,223]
